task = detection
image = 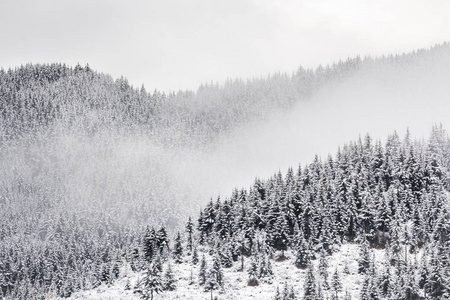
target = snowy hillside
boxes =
[1,45,450,300]
[64,244,383,300]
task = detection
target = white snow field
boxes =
[59,243,390,300]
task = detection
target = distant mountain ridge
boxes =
[1,42,449,146]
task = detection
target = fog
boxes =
[172,53,450,203]
[2,51,449,230]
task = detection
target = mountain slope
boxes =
[1,44,450,299]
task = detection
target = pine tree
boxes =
[294,233,311,269]
[288,285,296,300]
[204,255,224,299]
[331,267,342,299]
[377,260,392,297]
[360,263,380,300]
[172,232,183,264]
[343,260,351,275]
[143,226,156,262]
[403,263,420,300]
[125,278,131,290]
[303,264,318,300]
[185,217,194,254]
[425,249,446,299]
[274,286,281,300]
[134,263,163,300]
[358,241,371,274]
[282,282,289,299]
[192,244,199,265]
[156,227,169,257]
[163,263,176,291]
[318,251,329,289]
[222,245,234,268]
[199,254,207,286]
[259,252,273,278]
[247,257,259,286]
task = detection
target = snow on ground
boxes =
[63,243,385,300]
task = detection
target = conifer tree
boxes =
[192,244,199,265]
[318,251,329,289]
[143,226,156,263]
[204,255,224,299]
[172,232,183,264]
[274,286,281,300]
[343,261,351,275]
[358,241,371,274]
[199,254,207,286]
[163,263,176,291]
[259,252,273,278]
[185,217,194,254]
[247,257,259,286]
[377,260,392,298]
[294,232,311,269]
[282,282,289,299]
[134,263,163,300]
[288,285,296,300]
[303,264,318,300]
[331,267,342,299]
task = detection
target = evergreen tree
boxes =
[318,251,329,289]
[204,255,224,299]
[163,263,176,291]
[259,252,273,278]
[294,233,312,269]
[143,226,156,263]
[377,260,392,298]
[192,244,199,265]
[303,264,318,300]
[185,217,194,254]
[425,249,447,299]
[358,241,371,274]
[199,254,207,286]
[156,227,169,257]
[134,263,163,300]
[247,257,259,286]
[331,267,342,299]
[172,232,183,264]
[274,286,281,300]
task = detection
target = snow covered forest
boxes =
[1,44,450,299]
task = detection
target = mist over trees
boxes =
[0,43,449,298]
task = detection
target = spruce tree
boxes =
[163,263,176,291]
[134,263,163,300]
[318,251,329,289]
[199,254,207,286]
[192,244,199,265]
[274,286,281,300]
[247,257,259,286]
[331,267,342,299]
[185,217,194,254]
[358,241,371,274]
[377,260,392,298]
[172,232,183,264]
[303,264,318,300]
[204,255,224,299]
[143,226,156,262]
[294,233,311,269]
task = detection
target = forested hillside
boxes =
[0,44,449,299]
[72,125,450,300]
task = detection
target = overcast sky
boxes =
[1,0,449,92]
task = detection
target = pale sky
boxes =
[1,0,449,92]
